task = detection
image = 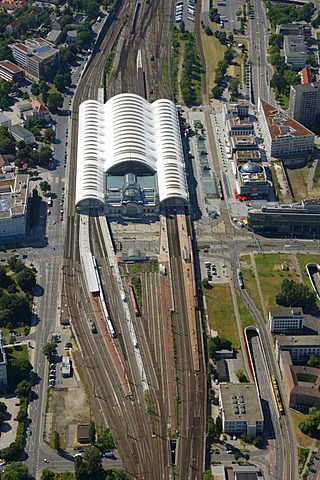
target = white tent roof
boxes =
[75,93,188,207]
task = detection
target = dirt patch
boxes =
[45,356,90,450]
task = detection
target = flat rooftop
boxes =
[220,383,263,422]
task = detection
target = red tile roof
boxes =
[259,98,313,139]
[301,66,311,84]
[31,99,48,113]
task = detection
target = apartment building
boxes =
[258,98,314,159]
[289,83,320,130]
[9,124,34,144]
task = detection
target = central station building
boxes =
[75,94,189,219]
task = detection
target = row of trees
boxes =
[180,33,201,106]
[212,49,238,100]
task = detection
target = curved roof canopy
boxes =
[75,94,188,207]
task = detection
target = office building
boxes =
[258,98,314,159]
[11,38,60,79]
[248,199,320,236]
[284,36,307,70]
[219,383,264,437]
[0,60,24,83]
[275,335,320,363]
[269,307,304,333]
[289,83,320,130]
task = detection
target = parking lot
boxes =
[175,0,195,31]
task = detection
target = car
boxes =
[65,342,72,348]
[214,449,220,454]
[103,451,114,458]
[44,458,49,463]
[0,259,5,262]
[53,220,56,225]
[226,449,233,454]
[50,363,55,368]
[74,453,83,458]
[27,430,32,436]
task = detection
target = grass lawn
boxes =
[200,30,227,96]
[205,284,240,349]
[239,255,263,316]
[236,290,256,329]
[278,94,289,110]
[297,253,320,307]
[254,253,299,309]
[5,343,28,362]
[291,411,314,447]
[286,166,310,201]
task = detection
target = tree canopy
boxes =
[75,446,104,480]
[298,407,320,437]
[16,268,36,293]
[276,279,317,311]
[2,461,28,480]
[208,336,232,359]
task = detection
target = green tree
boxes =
[0,266,11,288]
[75,446,104,480]
[47,93,63,112]
[0,401,7,414]
[38,146,53,167]
[14,380,31,398]
[252,435,263,448]
[16,268,36,293]
[179,20,185,33]
[43,129,55,144]
[39,181,51,194]
[298,407,320,437]
[228,78,240,96]
[276,279,317,311]
[31,83,40,96]
[89,421,96,444]
[307,354,320,368]
[7,357,32,386]
[208,336,232,359]
[2,461,28,480]
[42,342,57,358]
[236,370,248,383]
[53,430,61,451]
[40,469,55,480]
[224,49,235,63]
[96,427,114,450]
[215,415,222,437]
[7,257,25,273]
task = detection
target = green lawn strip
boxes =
[205,284,240,349]
[254,253,299,309]
[239,255,263,316]
[235,290,256,329]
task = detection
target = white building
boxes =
[275,335,320,363]
[0,173,29,241]
[219,383,264,437]
[269,307,304,333]
[258,98,314,159]
[0,332,7,388]
[11,38,60,79]
[76,94,189,216]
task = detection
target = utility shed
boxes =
[62,356,71,377]
[81,252,99,293]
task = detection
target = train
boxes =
[188,235,199,309]
[271,374,285,416]
[128,283,140,317]
[237,268,244,289]
[93,256,117,338]
[131,1,140,34]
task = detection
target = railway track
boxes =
[62,0,206,477]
